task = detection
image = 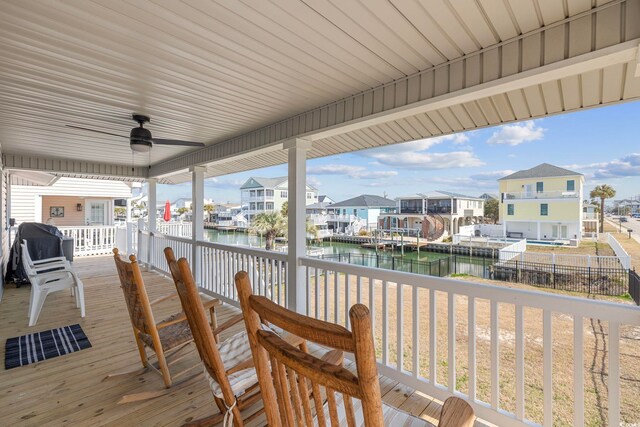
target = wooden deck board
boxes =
[0,256,445,426]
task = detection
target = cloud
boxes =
[205,178,245,189]
[307,164,398,179]
[486,121,545,146]
[358,133,482,169]
[429,170,514,188]
[365,151,483,169]
[565,153,640,180]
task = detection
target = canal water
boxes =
[204,229,490,276]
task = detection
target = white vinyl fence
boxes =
[498,239,527,261]
[607,233,631,269]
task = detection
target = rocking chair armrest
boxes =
[156,313,187,329]
[201,298,221,311]
[149,292,179,306]
[320,349,344,366]
[32,257,68,265]
[211,313,244,336]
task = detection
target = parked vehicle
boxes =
[632,213,640,218]
[620,216,628,222]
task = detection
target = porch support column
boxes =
[537,222,541,240]
[146,178,157,269]
[191,166,205,284]
[6,172,11,255]
[285,138,312,313]
[147,179,157,232]
[125,198,132,222]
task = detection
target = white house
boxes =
[11,175,134,227]
[327,194,396,233]
[240,177,318,222]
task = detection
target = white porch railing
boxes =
[607,233,631,269]
[299,257,640,427]
[58,226,119,256]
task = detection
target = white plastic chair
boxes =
[21,242,85,326]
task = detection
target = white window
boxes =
[281,191,288,198]
[307,193,312,199]
[266,189,274,197]
[266,202,274,210]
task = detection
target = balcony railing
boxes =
[583,212,598,220]
[504,190,578,200]
[137,228,639,427]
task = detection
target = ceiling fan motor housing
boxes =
[130,125,153,152]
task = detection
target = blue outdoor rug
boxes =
[5,324,92,369]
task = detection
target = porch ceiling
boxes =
[1,0,638,183]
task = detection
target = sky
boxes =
[155,100,640,204]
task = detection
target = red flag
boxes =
[163,200,171,222]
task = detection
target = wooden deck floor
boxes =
[0,256,446,426]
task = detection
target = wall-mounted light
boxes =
[76,203,83,212]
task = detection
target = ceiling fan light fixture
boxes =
[131,141,152,152]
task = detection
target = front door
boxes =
[86,201,108,225]
[551,225,568,239]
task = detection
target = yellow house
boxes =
[498,163,584,241]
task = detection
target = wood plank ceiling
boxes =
[0,0,635,182]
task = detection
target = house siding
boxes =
[11,178,132,226]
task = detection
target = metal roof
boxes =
[498,163,583,180]
[328,194,396,208]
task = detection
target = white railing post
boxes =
[285,138,312,313]
[191,166,205,284]
[147,178,157,269]
[126,221,134,254]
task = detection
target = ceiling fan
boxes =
[66,114,205,153]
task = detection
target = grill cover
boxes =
[6,223,64,285]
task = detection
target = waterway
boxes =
[203,229,490,275]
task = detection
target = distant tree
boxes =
[176,207,189,215]
[590,184,616,232]
[114,207,126,218]
[280,201,288,216]
[483,199,499,224]
[204,203,215,221]
[251,212,285,250]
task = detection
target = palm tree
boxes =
[280,201,288,216]
[204,203,215,222]
[590,184,616,233]
[250,212,285,250]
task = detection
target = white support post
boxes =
[537,221,541,240]
[6,172,11,255]
[285,138,312,313]
[125,198,132,222]
[191,166,205,284]
[147,178,157,269]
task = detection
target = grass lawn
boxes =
[525,240,614,256]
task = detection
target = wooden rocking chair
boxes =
[111,248,219,403]
[234,270,476,427]
[163,247,264,426]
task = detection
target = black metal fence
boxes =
[493,260,628,296]
[317,252,629,297]
[630,269,640,305]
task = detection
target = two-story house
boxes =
[378,191,484,240]
[498,163,584,241]
[326,194,396,234]
[240,177,318,222]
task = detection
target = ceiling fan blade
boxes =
[65,125,129,139]
[152,139,205,147]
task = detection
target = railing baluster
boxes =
[314,267,319,319]
[468,296,476,402]
[324,271,329,322]
[397,282,403,372]
[574,316,584,427]
[448,292,455,392]
[382,280,388,366]
[334,270,339,324]
[356,275,362,304]
[515,305,524,420]
[412,286,418,378]
[344,273,350,329]
[305,265,310,315]
[608,321,620,427]
[429,288,437,385]
[543,309,552,427]
[491,300,499,410]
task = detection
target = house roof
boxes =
[240,176,287,189]
[396,191,483,201]
[306,202,331,209]
[479,193,499,200]
[498,163,582,180]
[240,176,318,191]
[328,194,396,208]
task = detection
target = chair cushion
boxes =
[318,394,435,426]
[139,314,193,350]
[204,331,257,399]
